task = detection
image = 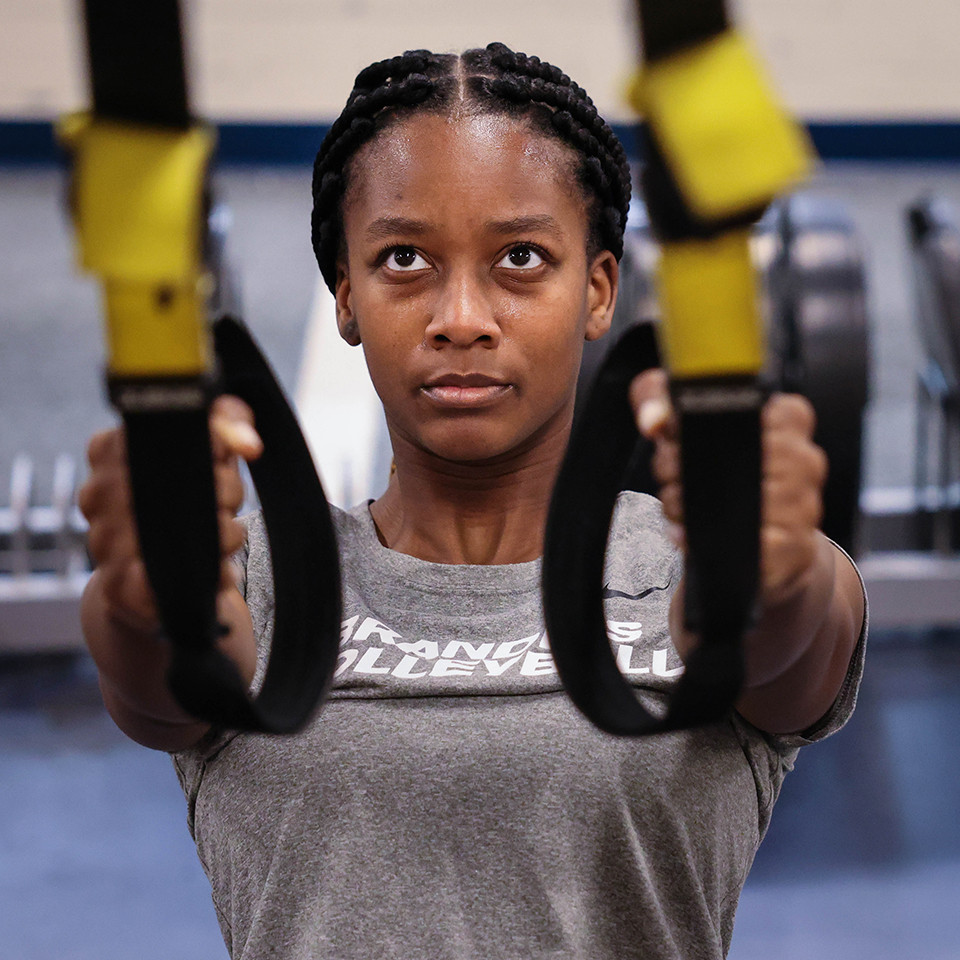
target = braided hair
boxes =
[311,43,632,294]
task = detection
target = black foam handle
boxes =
[677,389,762,643]
[543,323,752,735]
[124,407,222,654]
[123,316,341,734]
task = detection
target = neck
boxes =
[369,421,570,565]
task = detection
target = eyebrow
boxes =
[364,213,564,243]
[485,215,563,236]
[365,217,430,242]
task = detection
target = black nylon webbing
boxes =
[543,325,661,734]
[80,0,340,733]
[544,326,758,734]
[637,0,728,62]
[83,0,189,127]
[206,316,342,732]
[121,318,341,734]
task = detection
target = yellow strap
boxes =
[58,113,214,282]
[655,230,765,379]
[630,30,814,221]
[57,113,216,377]
[103,279,211,377]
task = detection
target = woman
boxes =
[79,44,866,960]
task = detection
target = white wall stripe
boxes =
[3,1,960,120]
[294,279,390,510]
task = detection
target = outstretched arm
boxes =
[79,397,263,751]
[630,370,865,735]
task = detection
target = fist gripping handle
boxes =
[542,324,753,735]
[122,317,342,734]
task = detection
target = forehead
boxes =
[342,112,586,232]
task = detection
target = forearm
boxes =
[669,534,865,734]
[81,570,257,751]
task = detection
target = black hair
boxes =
[311,42,632,293]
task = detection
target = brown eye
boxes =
[386,247,428,271]
[497,245,545,270]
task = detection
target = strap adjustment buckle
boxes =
[57,112,217,378]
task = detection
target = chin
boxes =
[393,404,570,468]
[430,439,517,467]
[428,421,566,470]
[417,423,526,466]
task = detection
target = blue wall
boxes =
[4,119,960,166]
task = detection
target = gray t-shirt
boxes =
[174,492,866,960]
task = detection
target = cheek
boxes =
[353,286,421,352]
[352,308,429,415]
[357,335,407,405]
[507,286,590,372]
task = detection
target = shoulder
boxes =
[605,491,681,590]
[330,500,374,547]
[609,490,672,543]
[237,501,359,559]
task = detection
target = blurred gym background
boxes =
[2,0,960,957]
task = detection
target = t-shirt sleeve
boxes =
[608,494,868,752]
[724,541,867,840]
[763,540,868,751]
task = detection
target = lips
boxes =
[421,373,513,407]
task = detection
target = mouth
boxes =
[421,374,513,408]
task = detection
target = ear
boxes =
[584,250,618,342]
[335,260,361,346]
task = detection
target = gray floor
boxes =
[730,629,960,959]
[4,160,960,958]
[0,654,228,960]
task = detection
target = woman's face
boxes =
[335,111,618,467]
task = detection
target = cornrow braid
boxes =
[311,50,455,292]
[352,50,434,92]
[311,43,632,293]
[484,43,632,256]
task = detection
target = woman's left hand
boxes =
[629,368,828,609]
[628,368,863,735]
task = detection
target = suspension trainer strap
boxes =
[84,0,189,126]
[61,0,341,733]
[163,316,342,731]
[544,0,815,735]
[544,324,670,735]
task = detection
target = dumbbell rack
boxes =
[0,454,90,652]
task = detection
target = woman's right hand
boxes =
[77,396,263,749]
[79,396,263,632]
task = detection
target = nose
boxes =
[425,271,501,349]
